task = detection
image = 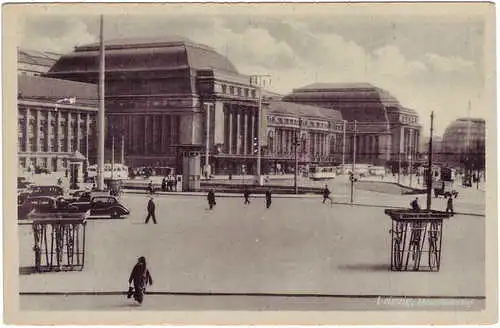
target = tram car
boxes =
[423,166,457,198]
[309,166,337,180]
[87,164,129,181]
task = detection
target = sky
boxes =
[19,7,493,136]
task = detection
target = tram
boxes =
[87,164,129,180]
[309,166,337,180]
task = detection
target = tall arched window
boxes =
[268,131,274,154]
[329,135,336,156]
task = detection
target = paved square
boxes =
[19,193,485,298]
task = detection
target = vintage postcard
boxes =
[3,2,497,325]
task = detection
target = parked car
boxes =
[66,190,92,203]
[17,177,33,190]
[29,185,64,198]
[70,195,130,219]
[18,196,60,219]
[17,190,31,205]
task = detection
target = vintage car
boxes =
[17,177,33,190]
[29,185,64,198]
[65,190,92,203]
[70,195,130,219]
[18,196,62,219]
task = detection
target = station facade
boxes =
[32,37,422,175]
[283,83,422,167]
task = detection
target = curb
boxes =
[19,291,485,299]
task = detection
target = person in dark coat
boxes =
[322,184,333,205]
[243,188,251,205]
[410,197,421,212]
[207,189,216,210]
[128,256,153,304]
[265,188,272,209]
[446,195,454,215]
[147,181,154,194]
[145,197,157,224]
[161,177,167,192]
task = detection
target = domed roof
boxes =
[442,117,485,152]
[268,101,343,120]
[283,83,408,132]
[286,83,400,107]
[46,37,239,82]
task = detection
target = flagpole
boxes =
[97,15,106,190]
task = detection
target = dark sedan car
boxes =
[18,196,60,220]
[70,196,130,219]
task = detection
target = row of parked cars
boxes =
[17,183,130,220]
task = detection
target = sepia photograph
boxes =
[3,2,497,325]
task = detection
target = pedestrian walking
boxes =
[265,188,272,209]
[207,188,216,210]
[446,195,454,215]
[322,184,333,205]
[145,196,157,224]
[127,256,153,304]
[243,188,251,205]
[147,181,154,194]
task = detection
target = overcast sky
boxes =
[19,7,492,136]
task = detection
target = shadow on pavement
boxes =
[337,263,390,272]
[19,266,38,275]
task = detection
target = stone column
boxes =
[128,116,134,154]
[324,134,328,156]
[170,116,176,150]
[24,108,30,153]
[160,115,165,153]
[144,115,149,154]
[213,101,225,145]
[236,110,241,154]
[67,112,72,153]
[399,127,405,157]
[35,109,41,153]
[228,109,233,154]
[47,111,53,153]
[243,112,249,155]
[56,110,61,153]
[86,113,90,161]
[76,112,81,152]
[251,112,256,154]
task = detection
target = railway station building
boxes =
[45,37,348,175]
[283,83,422,167]
[24,37,423,177]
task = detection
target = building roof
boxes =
[18,75,97,107]
[287,82,401,107]
[268,101,343,120]
[295,82,375,91]
[47,37,239,80]
[18,48,61,68]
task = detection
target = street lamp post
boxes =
[293,129,300,195]
[350,120,357,203]
[97,14,106,191]
[249,74,271,186]
[204,102,213,179]
[426,111,434,211]
[342,119,347,169]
